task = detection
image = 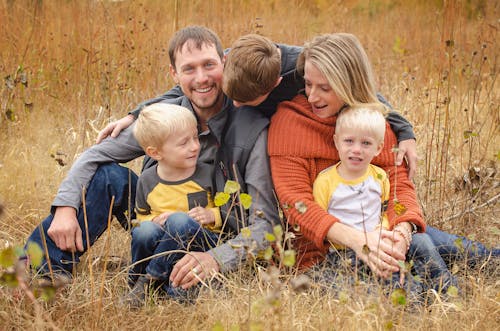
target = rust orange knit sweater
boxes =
[268,94,425,269]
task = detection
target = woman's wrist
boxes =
[393,222,413,250]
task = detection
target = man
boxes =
[26,26,279,291]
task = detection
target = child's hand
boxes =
[152,211,172,225]
[188,207,215,225]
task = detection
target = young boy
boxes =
[125,103,222,307]
[313,105,390,234]
[312,104,418,290]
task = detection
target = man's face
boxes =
[170,41,224,114]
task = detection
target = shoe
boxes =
[120,275,150,309]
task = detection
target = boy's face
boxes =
[152,124,200,174]
[170,40,224,115]
[334,128,383,178]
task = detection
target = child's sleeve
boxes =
[134,178,152,222]
[205,207,222,232]
[312,174,330,211]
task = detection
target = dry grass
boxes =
[0,0,498,330]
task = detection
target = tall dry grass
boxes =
[0,0,498,330]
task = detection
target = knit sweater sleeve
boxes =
[374,123,426,232]
[270,155,339,250]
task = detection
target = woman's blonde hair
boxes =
[134,103,197,150]
[297,33,385,109]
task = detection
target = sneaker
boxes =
[120,275,150,309]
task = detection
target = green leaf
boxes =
[283,249,296,267]
[241,227,251,238]
[214,192,230,206]
[273,225,283,240]
[264,233,276,242]
[338,291,349,304]
[211,321,224,331]
[463,130,478,139]
[26,242,43,269]
[35,285,57,301]
[240,193,252,209]
[295,201,307,214]
[393,199,407,216]
[390,288,407,306]
[447,285,459,297]
[0,246,17,267]
[453,238,464,253]
[224,180,240,194]
[5,109,16,121]
[263,246,274,260]
[0,271,19,287]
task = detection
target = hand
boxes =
[95,114,135,144]
[389,230,410,285]
[188,207,215,225]
[152,211,172,225]
[355,230,405,279]
[395,139,418,181]
[47,206,84,252]
[170,252,219,289]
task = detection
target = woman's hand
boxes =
[188,207,215,225]
[355,230,404,278]
[96,114,135,144]
[395,139,418,180]
[327,223,405,279]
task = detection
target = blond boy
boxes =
[125,103,222,307]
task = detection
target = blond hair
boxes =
[223,34,281,103]
[134,103,197,150]
[336,104,386,143]
[297,33,387,110]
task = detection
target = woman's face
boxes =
[303,60,345,118]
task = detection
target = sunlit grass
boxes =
[0,0,498,330]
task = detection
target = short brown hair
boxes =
[223,34,281,103]
[168,26,224,70]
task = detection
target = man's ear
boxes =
[169,64,178,84]
[145,146,162,161]
[222,53,226,66]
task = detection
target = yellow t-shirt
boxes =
[135,164,221,231]
[313,162,389,231]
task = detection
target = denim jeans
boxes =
[130,213,219,285]
[309,232,458,299]
[408,233,458,293]
[425,225,499,267]
[25,163,137,275]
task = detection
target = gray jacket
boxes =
[52,95,279,272]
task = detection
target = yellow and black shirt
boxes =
[135,163,221,231]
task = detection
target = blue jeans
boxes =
[425,225,499,267]
[309,233,458,298]
[408,233,458,293]
[130,213,219,285]
[25,163,137,275]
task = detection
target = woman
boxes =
[268,33,456,293]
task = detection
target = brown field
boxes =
[0,0,498,330]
